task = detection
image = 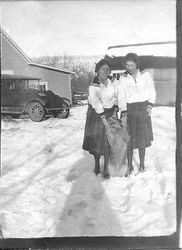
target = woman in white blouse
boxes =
[117,53,156,174]
[82,59,118,178]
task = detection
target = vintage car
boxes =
[1,74,70,122]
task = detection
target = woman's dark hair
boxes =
[123,53,140,68]
[92,59,112,84]
[95,59,111,73]
[93,74,113,84]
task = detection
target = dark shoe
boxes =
[94,169,100,175]
[94,165,100,175]
[139,164,145,172]
[125,166,134,177]
[103,171,110,179]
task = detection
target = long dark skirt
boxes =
[127,101,153,149]
[82,105,114,155]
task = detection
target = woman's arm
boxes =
[88,86,105,115]
[117,77,127,118]
[112,80,119,118]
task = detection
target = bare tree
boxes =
[32,54,94,92]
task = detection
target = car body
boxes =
[1,74,70,122]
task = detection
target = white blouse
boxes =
[88,79,118,114]
[117,70,156,112]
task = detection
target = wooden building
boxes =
[1,29,73,103]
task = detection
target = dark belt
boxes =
[127,101,148,107]
[88,104,116,114]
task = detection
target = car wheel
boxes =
[53,102,70,119]
[28,101,46,122]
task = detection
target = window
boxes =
[9,82,16,90]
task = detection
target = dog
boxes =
[102,116,130,177]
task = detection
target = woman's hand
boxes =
[120,111,127,127]
[100,115,109,128]
[147,105,152,116]
[121,115,127,127]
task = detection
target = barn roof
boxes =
[1,28,73,74]
[1,28,31,63]
[29,62,73,74]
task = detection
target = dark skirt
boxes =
[82,105,115,155]
[127,101,153,149]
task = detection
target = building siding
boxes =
[153,68,176,105]
[1,33,72,101]
[2,34,29,75]
[27,65,71,100]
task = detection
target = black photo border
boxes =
[0,0,181,248]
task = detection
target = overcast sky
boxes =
[1,0,176,58]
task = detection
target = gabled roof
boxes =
[1,28,32,63]
[1,28,73,74]
[29,62,73,74]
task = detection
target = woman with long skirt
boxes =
[117,53,156,175]
[82,59,118,179]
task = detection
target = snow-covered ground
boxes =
[0,105,176,238]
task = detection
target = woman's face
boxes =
[98,64,111,79]
[125,60,137,75]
